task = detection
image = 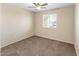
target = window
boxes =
[43,14,57,28]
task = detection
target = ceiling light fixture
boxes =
[28,3,48,10]
[36,6,41,10]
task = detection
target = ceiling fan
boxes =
[28,3,48,10]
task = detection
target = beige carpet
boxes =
[1,36,76,56]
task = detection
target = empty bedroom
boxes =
[0,3,79,56]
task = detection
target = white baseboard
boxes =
[35,34,74,45]
[1,34,34,48]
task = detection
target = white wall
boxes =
[1,4,34,48]
[75,4,79,56]
[35,6,75,44]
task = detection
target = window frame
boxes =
[43,14,57,28]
